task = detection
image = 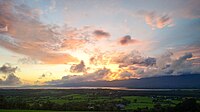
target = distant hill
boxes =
[57,74,200,89]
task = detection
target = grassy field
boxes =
[0,110,86,112]
[0,89,200,111]
[123,96,154,110]
[0,110,63,112]
[3,94,184,110]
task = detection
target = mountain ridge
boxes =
[56,74,200,89]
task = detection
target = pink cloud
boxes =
[145,12,173,29]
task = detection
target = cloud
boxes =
[156,51,173,69]
[119,35,139,45]
[34,80,41,85]
[167,52,194,74]
[47,51,200,85]
[142,52,200,77]
[143,57,156,66]
[114,51,143,65]
[70,60,86,73]
[93,30,110,39]
[0,63,22,86]
[114,50,199,78]
[0,73,22,86]
[48,0,56,12]
[0,63,18,74]
[175,0,200,19]
[144,12,173,29]
[0,1,78,64]
[119,71,132,79]
[174,52,192,64]
[89,52,111,65]
[47,68,111,85]
[60,38,86,50]
[79,68,110,82]
[173,44,200,66]
[39,72,52,79]
[0,23,8,32]
[115,55,157,68]
[113,51,199,78]
[18,57,39,64]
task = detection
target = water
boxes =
[0,86,199,91]
[0,86,127,90]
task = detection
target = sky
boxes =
[0,0,200,86]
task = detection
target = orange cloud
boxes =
[0,1,78,64]
[40,53,78,64]
[145,12,173,29]
[60,39,86,50]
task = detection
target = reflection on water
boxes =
[0,86,199,91]
[1,86,127,90]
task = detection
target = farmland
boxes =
[0,89,200,111]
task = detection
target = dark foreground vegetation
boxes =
[0,89,200,112]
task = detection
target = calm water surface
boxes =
[0,86,199,91]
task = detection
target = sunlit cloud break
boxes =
[0,0,199,86]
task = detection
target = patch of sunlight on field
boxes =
[123,96,154,110]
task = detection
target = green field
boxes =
[0,110,58,112]
[0,110,82,112]
[3,93,182,110]
[0,89,200,111]
[123,96,154,110]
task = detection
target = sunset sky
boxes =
[0,0,199,86]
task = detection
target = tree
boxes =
[175,98,200,112]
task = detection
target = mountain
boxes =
[57,74,200,89]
